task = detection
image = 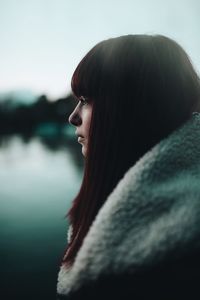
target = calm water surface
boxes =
[0,135,83,299]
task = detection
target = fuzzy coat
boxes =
[57,112,200,300]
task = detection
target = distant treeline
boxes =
[0,94,77,135]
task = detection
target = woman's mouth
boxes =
[78,137,84,143]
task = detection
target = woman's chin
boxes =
[82,146,87,157]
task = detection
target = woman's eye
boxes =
[79,96,88,106]
[78,100,86,106]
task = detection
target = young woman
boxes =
[57,34,200,299]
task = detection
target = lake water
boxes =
[0,135,83,299]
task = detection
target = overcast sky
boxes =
[0,0,200,100]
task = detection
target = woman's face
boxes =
[68,96,93,157]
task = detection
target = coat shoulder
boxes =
[57,250,200,300]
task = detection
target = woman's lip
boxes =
[78,137,84,143]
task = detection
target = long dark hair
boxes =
[62,34,200,268]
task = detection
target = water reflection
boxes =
[0,134,83,300]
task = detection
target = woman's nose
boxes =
[68,109,82,126]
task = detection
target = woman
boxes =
[57,34,200,299]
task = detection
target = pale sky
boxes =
[0,0,200,100]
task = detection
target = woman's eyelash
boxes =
[79,96,88,105]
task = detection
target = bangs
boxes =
[71,44,105,100]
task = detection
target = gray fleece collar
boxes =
[57,112,200,296]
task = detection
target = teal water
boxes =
[0,135,83,299]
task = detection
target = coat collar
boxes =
[57,112,200,296]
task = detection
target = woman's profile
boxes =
[57,34,200,299]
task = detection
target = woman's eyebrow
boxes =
[73,94,89,102]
